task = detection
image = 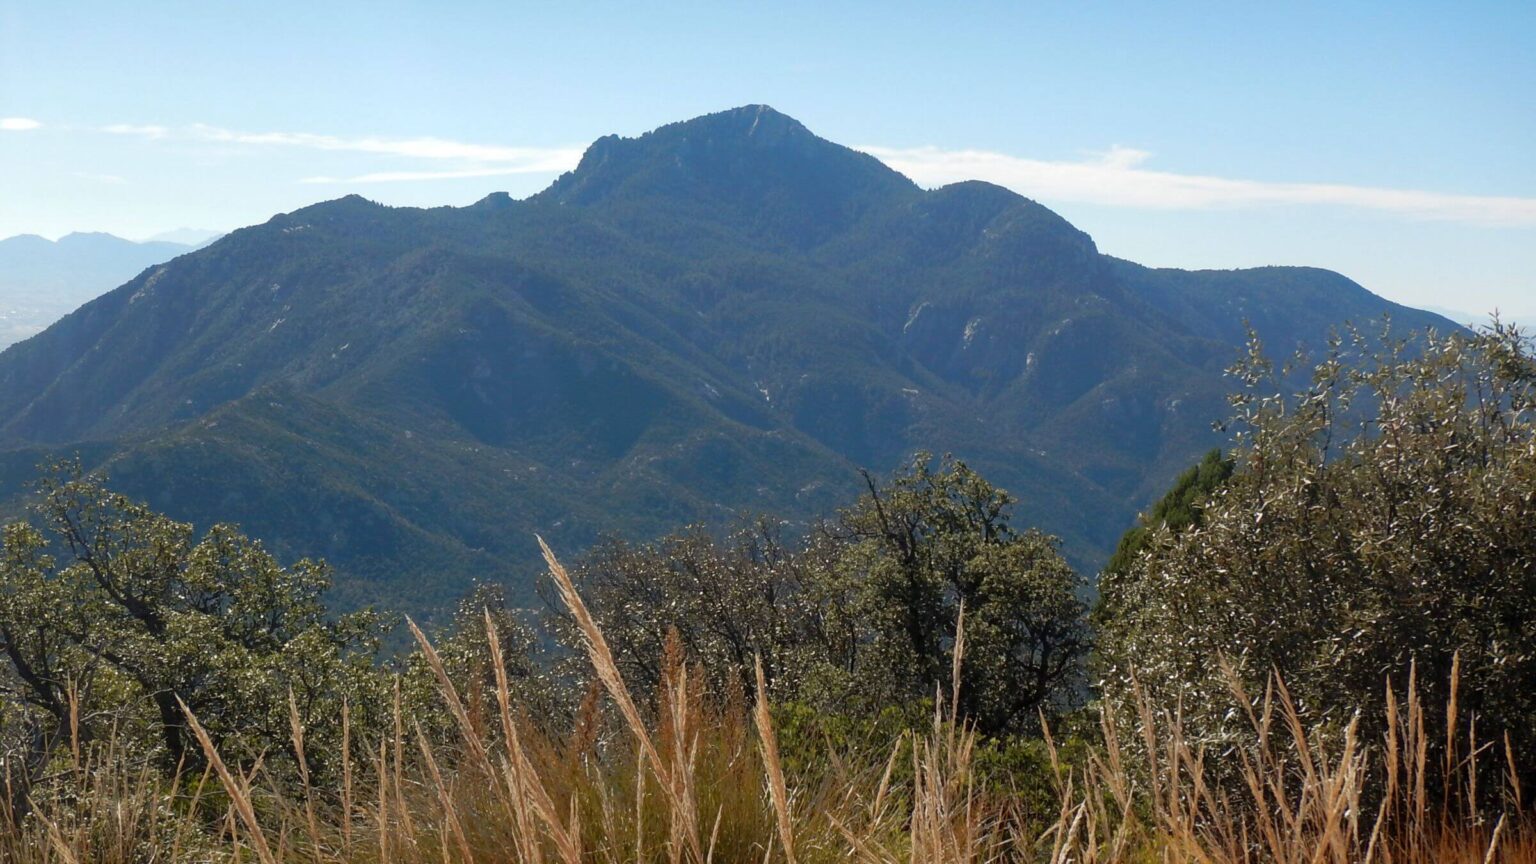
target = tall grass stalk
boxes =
[1,544,1529,862]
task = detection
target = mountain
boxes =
[0,106,1459,613]
[1422,304,1527,333]
[0,232,197,348]
[145,228,224,246]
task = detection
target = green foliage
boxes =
[547,521,841,701]
[0,464,390,795]
[0,451,1086,819]
[771,699,930,782]
[773,696,1097,830]
[1096,322,1536,788]
[403,581,559,738]
[1104,449,1234,577]
[1097,448,1233,627]
[561,455,1089,737]
[822,454,1088,733]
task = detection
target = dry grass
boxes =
[2,543,1530,862]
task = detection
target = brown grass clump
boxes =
[2,542,1531,862]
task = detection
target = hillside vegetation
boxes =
[0,232,197,348]
[0,106,1457,614]
[1,321,1532,861]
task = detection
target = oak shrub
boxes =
[1096,322,1536,789]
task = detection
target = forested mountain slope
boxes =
[0,232,197,347]
[0,106,1457,611]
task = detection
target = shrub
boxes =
[556,455,1089,736]
[1097,322,1536,791]
[0,464,389,803]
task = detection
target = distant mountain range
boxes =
[1421,305,1527,333]
[0,232,216,348]
[144,228,224,246]
[0,106,1458,614]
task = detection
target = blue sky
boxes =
[1,1,1532,318]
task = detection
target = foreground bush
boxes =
[3,543,1530,863]
[1099,322,1536,793]
[0,465,390,812]
[558,454,1089,737]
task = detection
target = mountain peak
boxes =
[674,104,810,140]
[552,105,826,192]
[57,231,130,246]
[0,233,54,249]
[269,194,387,228]
[541,106,917,245]
[471,191,516,210]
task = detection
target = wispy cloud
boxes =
[73,171,127,184]
[860,145,1536,227]
[301,164,577,184]
[101,123,168,139]
[86,120,1536,224]
[1,117,42,131]
[102,121,580,181]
